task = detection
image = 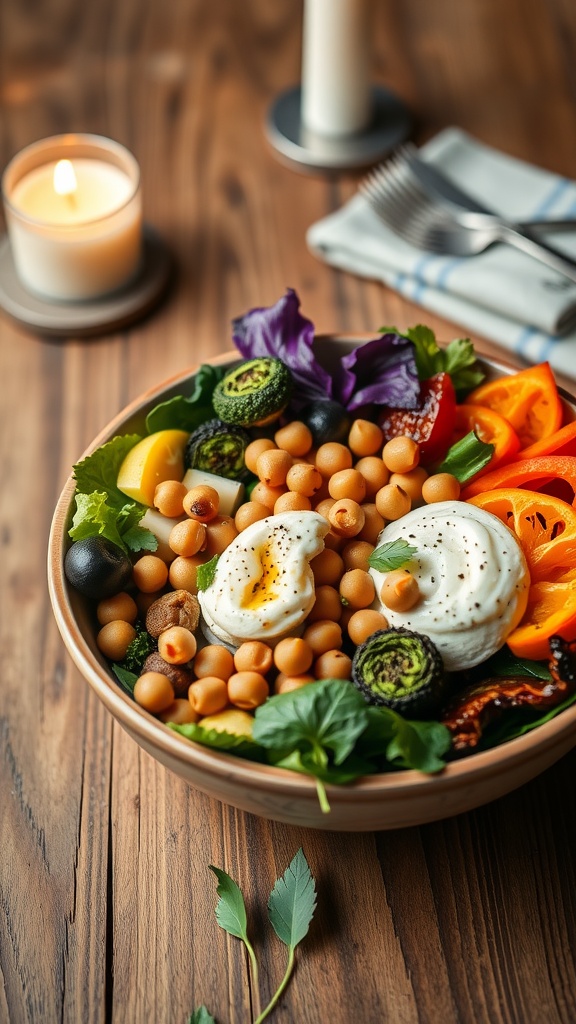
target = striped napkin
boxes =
[307,128,576,382]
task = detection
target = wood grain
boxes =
[2,0,576,1021]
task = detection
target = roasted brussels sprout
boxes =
[185,418,251,480]
[351,626,446,716]
[212,357,292,427]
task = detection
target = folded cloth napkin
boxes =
[307,127,576,382]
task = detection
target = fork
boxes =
[360,152,576,285]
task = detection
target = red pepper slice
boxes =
[467,362,563,448]
[452,403,521,479]
[517,419,576,460]
[378,372,457,464]
[460,454,576,506]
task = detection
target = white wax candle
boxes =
[2,136,142,302]
[301,0,372,138]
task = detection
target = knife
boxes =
[400,143,576,233]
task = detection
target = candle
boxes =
[301,0,373,138]
[2,135,142,301]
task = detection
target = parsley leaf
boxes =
[382,324,485,397]
[196,555,220,591]
[368,539,418,572]
[438,430,495,482]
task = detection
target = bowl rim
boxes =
[48,337,576,802]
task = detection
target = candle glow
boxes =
[53,159,77,198]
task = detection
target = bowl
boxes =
[48,337,576,830]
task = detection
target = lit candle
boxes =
[301,0,373,138]
[2,135,143,301]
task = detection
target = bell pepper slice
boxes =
[467,362,563,448]
[467,488,576,660]
[460,454,576,506]
[517,419,576,460]
[452,403,520,479]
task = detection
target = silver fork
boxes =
[360,151,576,284]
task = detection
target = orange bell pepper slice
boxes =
[467,488,576,660]
[517,418,576,459]
[467,362,563,448]
[452,403,520,479]
[460,454,576,507]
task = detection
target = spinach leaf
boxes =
[145,364,226,433]
[112,664,138,695]
[480,646,552,681]
[357,706,451,773]
[169,722,267,761]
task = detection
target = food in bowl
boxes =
[55,290,576,817]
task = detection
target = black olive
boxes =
[299,399,352,446]
[64,536,133,600]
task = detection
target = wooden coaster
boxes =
[0,224,174,338]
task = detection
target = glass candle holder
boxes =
[1,134,143,302]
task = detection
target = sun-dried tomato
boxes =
[378,372,457,464]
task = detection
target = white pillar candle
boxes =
[2,135,142,302]
[301,0,373,138]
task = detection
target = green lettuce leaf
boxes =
[73,434,142,508]
[145,364,226,433]
[69,491,157,554]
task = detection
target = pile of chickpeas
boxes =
[94,414,461,733]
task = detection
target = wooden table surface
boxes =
[2,1,576,1021]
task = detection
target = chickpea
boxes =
[339,569,375,610]
[153,479,188,518]
[328,468,367,504]
[346,609,389,646]
[356,504,385,545]
[134,671,175,713]
[273,637,314,675]
[323,530,345,552]
[314,649,353,680]
[286,462,323,497]
[382,436,420,473]
[188,676,229,716]
[96,619,137,660]
[274,421,313,457]
[341,540,374,572]
[311,547,344,587]
[136,589,164,618]
[169,554,208,595]
[158,698,200,725]
[256,447,293,487]
[328,498,365,538]
[169,518,207,557]
[158,625,197,665]
[375,483,411,521]
[315,497,335,519]
[273,491,312,514]
[307,584,342,622]
[96,591,138,626]
[315,442,353,478]
[339,605,355,634]
[250,481,286,510]
[421,472,461,504]
[205,515,238,556]
[380,569,420,612]
[348,419,384,457]
[133,554,169,594]
[355,456,390,498]
[227,671,269,710]
[274,674,315,694]
[389,467,428,502]
[183,484,220,522]
[194,645,235,681]
[235,501,270,532]
[234,641,274,675]
[302,619,343,657]
[244,438,277,475]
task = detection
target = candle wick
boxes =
[65,191,77,208]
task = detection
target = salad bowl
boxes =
[48,335,576,831]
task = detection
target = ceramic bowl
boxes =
[48,337,576,830]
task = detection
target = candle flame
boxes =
[53,159,77,197]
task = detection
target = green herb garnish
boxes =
[385,324,485,397]
[438,430,495,483]
[120,626,157,674]
[196,554,220,591]
[188,1008,216,1024]
[368,538,418,572]
[209,865,259,985]
[112,664,139,694]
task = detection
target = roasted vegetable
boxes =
[351,626,446,716]
[212,357,292,427]
[299,399,351,446]
[184,418,251,481]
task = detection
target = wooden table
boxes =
[2,1,576,1021]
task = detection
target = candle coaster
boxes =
[0,224,173,338]
[266,85,412,173]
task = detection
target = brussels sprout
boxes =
[212,357,292,427]
[351,626,447,716]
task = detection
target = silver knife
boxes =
[400,143,576,233]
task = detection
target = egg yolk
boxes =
[242,543,280,610]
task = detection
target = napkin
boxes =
[307,128,576,382]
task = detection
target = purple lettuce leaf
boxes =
[334,333,420,411]
[232,288,333,405]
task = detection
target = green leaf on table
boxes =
[268,848,317,950]
[196,554,220,591]
[208,866,249,942]
[368,538,418,572]
[145,364,226,433]
[189,1007,216,1024]
[438,430,494,483]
